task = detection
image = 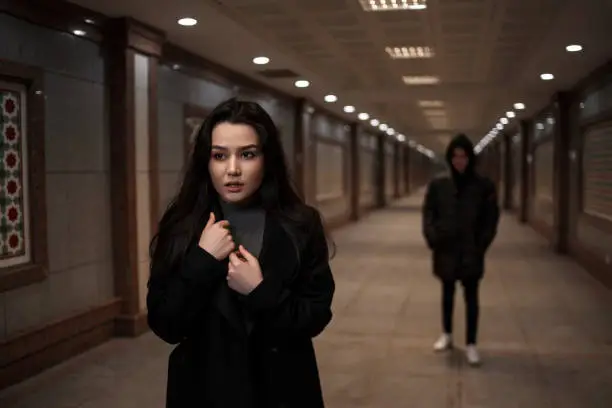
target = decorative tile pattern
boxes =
[0,87,28,265]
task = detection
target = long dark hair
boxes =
[149,97,335,280]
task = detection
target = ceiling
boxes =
[68,0,612,154]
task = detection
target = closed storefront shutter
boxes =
[582,123,612,220]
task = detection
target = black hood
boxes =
[445,133,476,177]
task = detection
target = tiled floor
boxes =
[2,192,612,407]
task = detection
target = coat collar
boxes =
[211,213,299,335]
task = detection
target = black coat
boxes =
[422,174,500,282]
[147,208,335,408]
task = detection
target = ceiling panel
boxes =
[68,0,612,154]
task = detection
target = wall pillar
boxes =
[552,92,572,254]
[376,134,386,207]
[502,132,513,210]
[348,123,360,220]
[104,18,164,336]
[393,142,401,198]
[518,119,531,223]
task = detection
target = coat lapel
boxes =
[212,214,300,335]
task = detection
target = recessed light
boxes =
[379,124,388,131]
[343,105,355,113]
[84,18,95,24]
[294,80,310,88]
[178,17,197,27]
[397,134,406,142]
[172,64,181,70]
[403,76,440,85]
[252,56,270,65]
[324,94,337,103]
[540,73,554,81]
[72,29,86,36]
[566,44,583,52]
[496,123,503,130]
[370,119,380,126]
[359,0,426,11]
[358,112,369,120]
[500,118,509,125]
[514,103,525,110]
[385,46,434,59]
[506,111,516,118]
[387,128,395,136]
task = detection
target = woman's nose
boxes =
[227,156,241,175]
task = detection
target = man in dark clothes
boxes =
[422,134,500,366]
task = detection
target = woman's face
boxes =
[209,122,264,204]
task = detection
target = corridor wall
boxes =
[491,59,612,290]
[310,111,352,226]
[0,13,115,351]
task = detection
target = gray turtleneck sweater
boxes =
[219,200,266,335]
[219,200,266,258]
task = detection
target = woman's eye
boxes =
[242,151,257,159]
[212,153,225,160]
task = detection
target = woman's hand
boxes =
[198,212,235,260]
[227,245,263,295]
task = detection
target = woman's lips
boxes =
[225,183,244,193]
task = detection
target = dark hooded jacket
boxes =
[421,134,500,282]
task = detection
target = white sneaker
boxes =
[433,334,453,351]
[466,344,481,366]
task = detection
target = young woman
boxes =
[147,98,336,408]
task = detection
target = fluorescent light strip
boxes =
[385,46,434,59]
[403,76,440,85]
[359,0,427,11]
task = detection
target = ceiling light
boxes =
[387,128,395,136]
[379,124,388,131]
[418,100,444,108]
[500,118,509,125]
[385,46,434,59]
[178,17,198,26]
[72,29,86,36]
[84,19,95,24]
[252,56,270,65]
[324,94,337,103]
[514,103,525,110]
[407,1,427,10]
[496,123,503,130]
[370,119,380,126]
[358,112,369,120]
[294,80,310,88]
[397,134,406,142]
[566,44,583,52]
[506,111,516,118]
[343,105,355,113]
[403,76,440,85]
[359,0,427,11]
[540,73,554,81]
